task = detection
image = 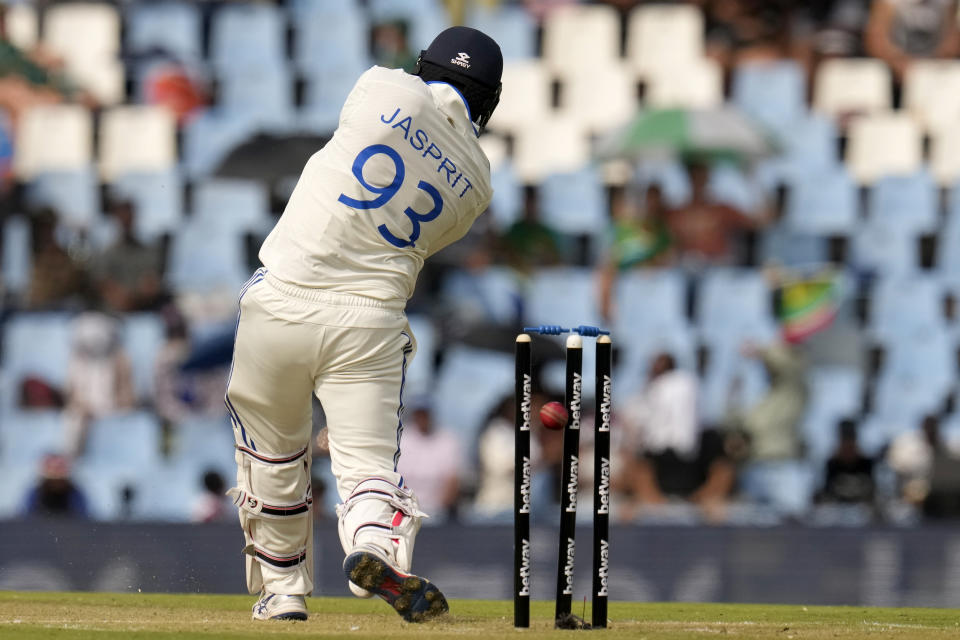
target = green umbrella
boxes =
[598,107,780,164]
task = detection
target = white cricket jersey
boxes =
[259,66,493,303]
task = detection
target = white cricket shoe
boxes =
[251,590,308,621]
[348,580,374,598]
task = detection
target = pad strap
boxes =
[228,487,313,519]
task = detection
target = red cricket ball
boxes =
[539,401,568,431]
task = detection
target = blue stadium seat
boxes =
[123,313,167,402]
[126,1,202,62]
[192,178,271,234]
[166,216,249,293]
[697,268,777,342]
[870,275,944,340]
[1,313,74,410]
[851,217,920,276]
[698,339,770,425]
[210,3,286,73]
[299,62,369,134]
[488,161,522,230]
[2,215,31,296]
[26,170,101,228]
[874,329,954,419]
[635,160,691,208]
[168,416,237,479]
[539,167,607,235]
[465,4,538,60]
[0,410,67,468]
[731,61,806,131]
[432,345,514,447]
[613,268,688,335]
[526,267,605,330]
[800,367,864,463]
[760,228,828,266]
[784,167,858,235]
[405,314,437,399]
[612,324,697,406]
[131,460,204,521]
[292,2,371,75]
[857,412,924,458]
[939,190,960,276]
[440,266,523,326]
[109,171,184,243]
[0,462,40,518]
[867,171,938,235]
[708,164,768,213]
[757,113,839,187]
[218,61,296,127]
[82,411,162,474]
[182,110,261,178]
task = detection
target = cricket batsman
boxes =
[224,27,502,622]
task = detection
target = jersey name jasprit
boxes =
[259,66,493,303]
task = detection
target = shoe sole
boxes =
[343,551,448,622]
[269,611,308,621]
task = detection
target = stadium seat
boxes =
[903,61,960,134]
[192,179,270,234]
[851,219,920,276]
[939,186,960,275]
[542,4,621,78]
[25,169,101,228]
[930,122,960,186]
[697,268,777,342]
[405,315,437,399]
[219,62,296,128]
[846,112,923,184]
[784,168,858,235]
[698,338,770,424]
[634,160,692,208]
[292,2,371,75]
[210,2,286,72]
[182,110,261,178]
[0,314,74,411]
[525,267,605,331]
[125,1,203,62]
[644,58,723,109]
[866,171,938,235]
[813,58,892,120]
[0,410,67,468]
[512,115,590,183]
[487,161,522,230]
[440,266,523,326]
[538,166,607,235]
[874,329,954,419]
[168,416,237,480]
[433,346,515,446]
[122,314,167,402]
[756,113,839,188]
[708,164,768,214]
[82,411,162,474]
[626,4,704,78]
[559,63,638,135]
[300,61,370,135]
[6,3,37,50]
[130,460,204,522]
[99,106,178,181]
[486,60,553,135]
[465,4,537,60]
[1,215,31,296]
[43,3,124,104]
[109,171,184,243]
[870,275,944,341]
[14,105,93,179]
[166,216,249,293]
[0,462,39,518]
[613,269,689,335]
[760,229,828,267]
[800,367,864,463]
[731,60,806,131]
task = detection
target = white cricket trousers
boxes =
[226,269,415,596]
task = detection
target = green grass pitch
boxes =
[1,591,958,639]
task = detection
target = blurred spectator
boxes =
[93,199,166,313]
[865,0,960,81]
[190,470,234,523]
[25,208,92,310]
[801,0,872,60]
[64,312,136,456]
[153,307,230,429]
[499,186,565,274]
[818,419,876,504]
[665,161,766,268]
[396,402,464,521]
[727,340,808,513]
[371,19,417,71]
[598,183,673,321]
[705,0,797,67]
[21,453,89,518]
[887,414,947,505]
[617,353,734,519]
